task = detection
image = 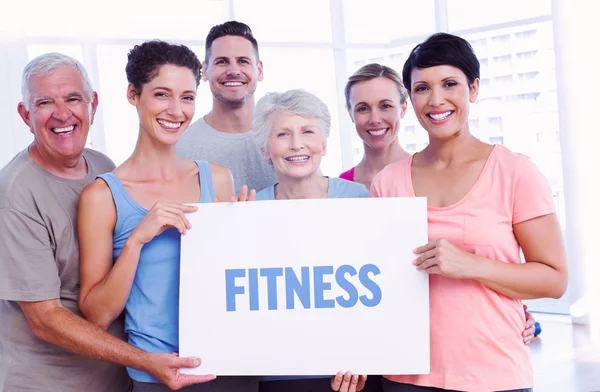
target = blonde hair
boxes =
[344,63,408,110]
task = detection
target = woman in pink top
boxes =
[371,33,568,392]
[339,64,411,190]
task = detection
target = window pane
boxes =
[23,0,227,39]
[465,22,566,308]
[447,0,551,31]
[344,0,435,44]
[256,48,340,175]
[96,45,138,165]
[234,0,332,42]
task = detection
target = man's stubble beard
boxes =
[214,89,256,109]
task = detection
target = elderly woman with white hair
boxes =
[253,89,369,201]
[251,89,375,392]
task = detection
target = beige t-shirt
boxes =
[0,148,131,392]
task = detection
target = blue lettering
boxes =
[335,264,358,308]
[285,267,311,309]
[359,264,382,307]
[260,268,284,310]
[313,266,335,309]
[225,269,246,312]
[248,268,259,311]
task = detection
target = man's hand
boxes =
[145,352,216,391]
[331,372,367,392]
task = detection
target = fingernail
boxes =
[193,358,201,366]
[412,259,417,265]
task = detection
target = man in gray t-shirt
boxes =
[0,53,214,392]
[177,21,276,193]
[0,148,130,392]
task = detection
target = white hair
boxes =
[21,52,94,110]
[252,89,331,157]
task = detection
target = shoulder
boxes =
[329,177,369,198]
[0,150,45,209]
[180,118,210,140]
[80,177,114,208]
[371,156,412,197]
[208,162,233,180]
[373,157,410,185]
[488,145,541,180]
[83,148,116,174]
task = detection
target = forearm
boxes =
[29,304,152,372]
[471,256,567,299]
[81,239,142,328]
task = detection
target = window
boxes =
[516,51,538,60]
[491,34,510,44]
[406,143,417,152]
[22,0,227,40]
[536,132,544,143]
[515,92,541,101]
[489,136,504,145]
[518,71,539,80]
[515,29,537,40]
[493,55,512,64]
[235,0,332,42]
[447,0,551,31]
[494,75,513,85]
[469,119,480,132]
[470,38,487,51]
[488,117,503,127]
[405,125,416,134]
[344,0,435,44]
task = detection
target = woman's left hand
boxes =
[413,239,476,279]
[330,372,367,392]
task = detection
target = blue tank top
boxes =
[98,160,216,383]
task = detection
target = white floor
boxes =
[530,313,600,392]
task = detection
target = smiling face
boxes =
[128,64,197,146]
[409,65,479,140]
[204,35,264,107]
[348,76,407,151]
[17,64,97,161]
[266,111,325,181]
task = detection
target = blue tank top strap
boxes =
[195,160,216,203]
[96,172,147,236]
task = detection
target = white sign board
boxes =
[180,197,429,376]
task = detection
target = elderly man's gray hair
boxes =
[252,89,331,157]
[21,53,94,110]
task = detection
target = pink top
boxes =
[339,167,355,182]
[370,145,554,391]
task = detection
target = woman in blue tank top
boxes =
[77,40,257,392]
[250,89,377,392]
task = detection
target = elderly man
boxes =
[0,53,213,392]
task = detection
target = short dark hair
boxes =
[402,33,480,92]
[126,40,202,93]
[205,21,259,62]
[345,63,408,111]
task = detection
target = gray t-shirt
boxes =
[0,148,131,392]
[177,117,276,193]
